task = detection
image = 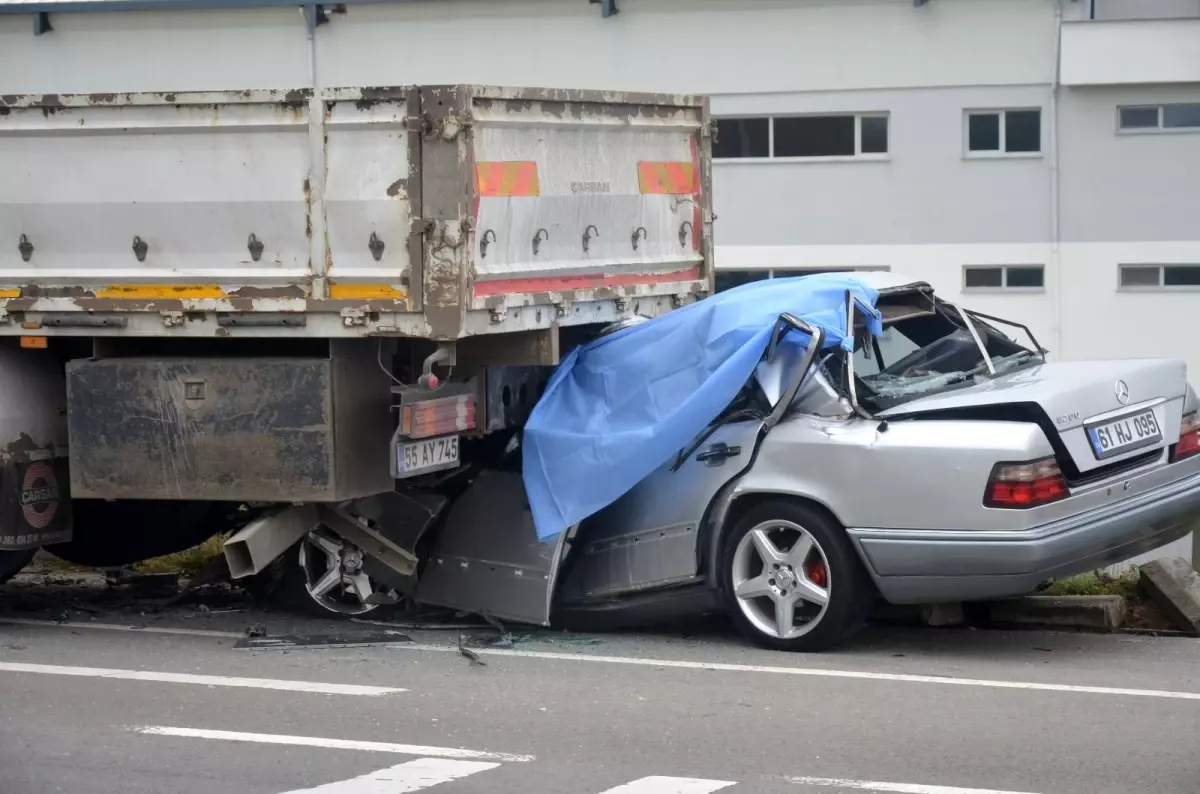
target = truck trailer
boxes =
[0,81,715,623]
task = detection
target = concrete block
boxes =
[1139,556,1200,635]
[988,595,1127,631]
[920,602,965,627]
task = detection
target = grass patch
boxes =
[133,533,229,578]
[1041,569,1141,600]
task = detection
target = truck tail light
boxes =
[984,457,1068,509]
[401,394,476,440]
[1172,412,1200,462]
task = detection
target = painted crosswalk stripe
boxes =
[597,776,737,793]
[280,758,499,793]
[138,726,534,763]
[791,777,1041,794]
[0,662,403,696]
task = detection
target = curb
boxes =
[986,595,1127,632]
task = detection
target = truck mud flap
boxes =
[414,469,567,627]
[0,455,71,551]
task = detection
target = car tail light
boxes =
[401,394,476,440]
[1172,412,1200,462]
[984,457,1069,509]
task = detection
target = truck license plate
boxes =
[398,435,459,475]
[1086,409,1161,460]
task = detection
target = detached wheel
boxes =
[245,526,396,618]
[0,549,35,586]
[721,500,871,652]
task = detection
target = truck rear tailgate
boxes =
[0,85,713,340]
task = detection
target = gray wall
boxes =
[1059,84,1200,243]
[711,85,1052,248]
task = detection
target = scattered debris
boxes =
[245,624,268,638]
[458,633,486,666]
[66,600,101,615]
[234,631,412,651]
[546,633,602,647]
[350,617,480,631]
[105,571,180,598]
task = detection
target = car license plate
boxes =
[398,435,459,476]
[1086,409,1161,460]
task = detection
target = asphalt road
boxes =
[1,604,1199,794]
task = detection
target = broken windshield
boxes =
[849,301,1035,409]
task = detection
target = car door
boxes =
[555,313,830,605]
[554,417,768,604]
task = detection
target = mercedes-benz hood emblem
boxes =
[1115,380,1130,405]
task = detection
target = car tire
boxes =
[0,549,36,586]
[720,499,872,653]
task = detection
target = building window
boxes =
[963,265,1045,290]
[713,118,770,159]
[1119,264,1200,288]
[965,109,1041,155]
[1118,103,1200,133]
[713,114,888,160]
[715,269,772,293]
[714,266,891,292]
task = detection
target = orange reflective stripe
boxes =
[0,289,19,298]
[476,161,540,197]
[638,161,696,195]
[329,284,407,300]
[96,284,226,299]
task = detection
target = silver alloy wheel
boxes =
[730,519,831,640]
[297,526,387,616]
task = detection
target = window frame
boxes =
[712,112,891,163]
[962,264,1046,293]
[1117,264,1200,291]
[1116,103,1200,135]
[962,108,1044,159]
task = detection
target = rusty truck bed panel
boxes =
[0,85,713,340]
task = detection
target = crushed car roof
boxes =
[522,272,883,540]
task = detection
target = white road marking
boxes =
[0,662,403,696]
[279,758,499,793]
[10,616,1200,703]
[791,777,1041,794]
[597,776,737,793]
[139,726,535,764]
[393,644,1200,702]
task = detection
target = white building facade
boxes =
[2,0,1200,562]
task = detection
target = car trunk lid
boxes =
[875,358,1188,475]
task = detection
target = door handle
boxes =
[696,443,741,465]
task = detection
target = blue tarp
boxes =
[522,273,883,541]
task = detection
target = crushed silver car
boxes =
[252,272,1200,653]
[534,272,1200,651]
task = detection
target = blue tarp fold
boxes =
[522,273,882,540]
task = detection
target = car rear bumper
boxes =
[847,469,1200,604]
